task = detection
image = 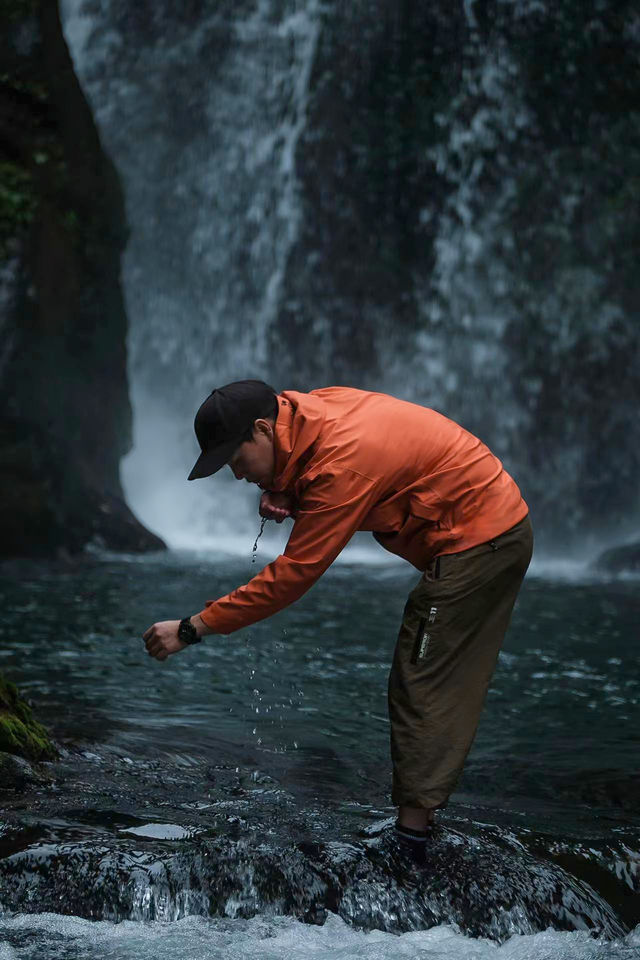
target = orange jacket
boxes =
[199,387,528,634]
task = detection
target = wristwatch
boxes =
[178,616,201,645]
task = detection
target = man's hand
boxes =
[259,491,296,523]
[143,614,212,661]
[143,619,188,661]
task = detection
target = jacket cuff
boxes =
[198,602,218,631]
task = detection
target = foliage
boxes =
[0,672,57,761]
[0,161,36,245]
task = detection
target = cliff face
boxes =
[273,0,640,538]
[0,0,164,556]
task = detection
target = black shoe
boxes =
[394,820,432,866]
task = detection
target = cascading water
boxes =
[59,0,640,555]
[59,0,323,551]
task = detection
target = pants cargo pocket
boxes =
[409,603,439,665]
[388,515,533,810]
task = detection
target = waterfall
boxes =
[60,0,640,553]
[60,0,323,550]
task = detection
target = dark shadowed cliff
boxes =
[0,0,164,557]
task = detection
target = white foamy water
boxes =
[0,913,638,960]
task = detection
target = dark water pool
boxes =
[0,549,638,958]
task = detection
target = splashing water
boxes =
[252,517,269,563]
[0,912,639,960]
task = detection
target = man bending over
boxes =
[143,380,533,861]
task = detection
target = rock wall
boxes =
[0,0,164,557]
[274,0,640,539]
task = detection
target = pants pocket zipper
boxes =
[410,617,428,665]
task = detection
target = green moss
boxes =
[0,672,57,761]
[0,161,37,245]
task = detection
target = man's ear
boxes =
[254,418,274,440]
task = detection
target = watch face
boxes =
[179,619,198,644]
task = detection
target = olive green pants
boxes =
[388,514,533,809]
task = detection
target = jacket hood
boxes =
[271,390,327,491]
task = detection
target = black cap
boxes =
[187,380,277,480]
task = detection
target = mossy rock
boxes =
[0,161,37,246]
[0,673,57,761]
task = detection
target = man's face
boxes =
[227,418,276,488]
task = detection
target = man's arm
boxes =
[144,491,298,659]
[198,468,379,634]
[143,469,379,659]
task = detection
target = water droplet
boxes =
[252,517,268,562]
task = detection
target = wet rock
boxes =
[0,827,626,940]
[595,542,640,575]
[0,752,38,791]
[0,672,57,763]
[0,1,165,558]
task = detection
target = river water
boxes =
[0,543,638,958]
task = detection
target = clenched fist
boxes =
[142,619,188,661]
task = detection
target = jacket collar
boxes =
[271,390,326,491]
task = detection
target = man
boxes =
[143,380,533,861]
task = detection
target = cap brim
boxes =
[187,437,241,480]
